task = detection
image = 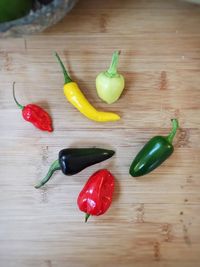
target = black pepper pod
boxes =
[35,148,115,188]
[129,119,179,177]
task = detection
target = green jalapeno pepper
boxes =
[129,119,179,177]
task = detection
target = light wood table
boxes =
[0,0,200,266]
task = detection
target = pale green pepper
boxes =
[96,51,125,104]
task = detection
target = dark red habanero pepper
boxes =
[13,82,53,132]
[77,169,115,222]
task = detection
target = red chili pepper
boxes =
[13,82,53,132]
[77,169,115,222]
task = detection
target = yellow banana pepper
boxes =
[55,52,120,122]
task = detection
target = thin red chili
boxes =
[13,82,53,132]
[77,169,115,222]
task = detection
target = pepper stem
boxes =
[54,51,72,84]
[166,118,179,144]
[85,213,90,223]
[12,82,24,110]
[35,159,61,189]
[107,51,120,77]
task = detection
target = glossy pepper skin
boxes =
[77,169,115,222]
[54,52,120,122]
[129,119,179,177]
[13,82,53,132]
[35,148,115,188]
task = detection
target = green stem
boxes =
[12,82,24,110]
[85,213,90,223]
[107,51,120,77]
[35,159,61,189]
[54,51,72,84]
[166,118,179,144]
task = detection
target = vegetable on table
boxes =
[13,82,53,132]
[54,52,120,122]
[77,169,115,222]
[0,0,32,23]
[96,51,125,104]
[129,119,179,177]
[35,148,115,188]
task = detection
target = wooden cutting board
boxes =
[0,0,200,266]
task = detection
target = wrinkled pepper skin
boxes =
[13,82,53,132]
[129,119,179,177]
[22,104,53,132]
[55,52,120,122]
[35,148,115,188]
[77,169,115,222]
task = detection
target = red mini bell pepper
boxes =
[77,169,115,222]
[13,82,53,132]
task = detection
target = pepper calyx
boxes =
[35,159,61,189]
[166,118,179,144]
[85,213,90,223]
[54,52,72,84]
[12,82,24,110]
[106,51,120,78]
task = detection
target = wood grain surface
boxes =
[0,0,200,266]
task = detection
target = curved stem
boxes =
[85,213,90,223]
[107,51,120,77]
[54,52,72,84]
[35,159,61,189]
[166,118,179,144]
[12,82,24,110]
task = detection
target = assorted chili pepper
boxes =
[54,52,120,122]
[12,51,181,222]
[129,119,179,177]
[35,148,115,188]
[77,169,115,222]
[13,82,53,132]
